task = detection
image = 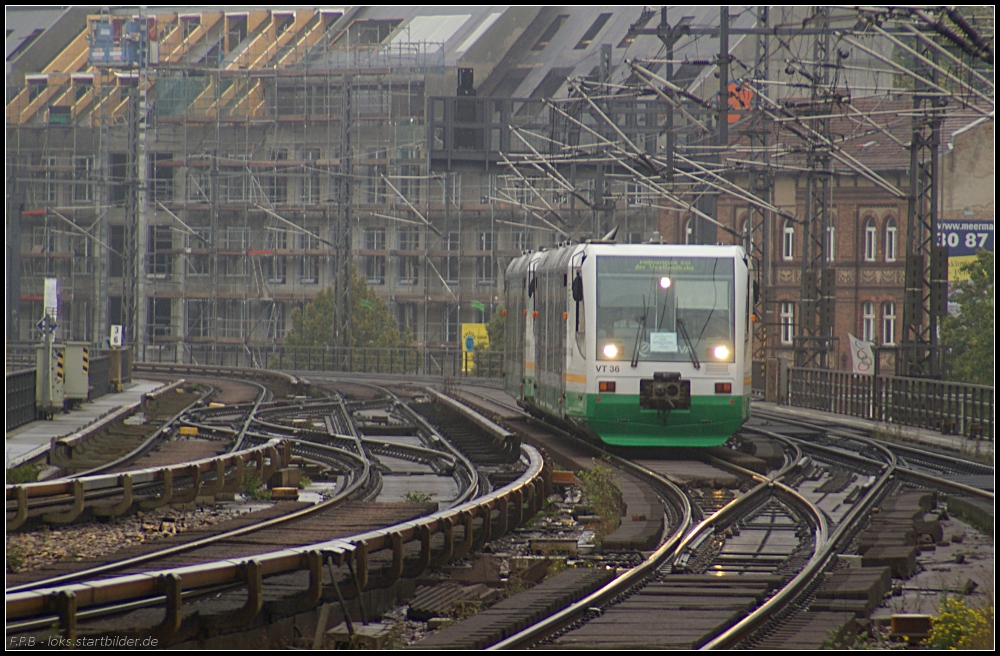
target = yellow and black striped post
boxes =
[56,349,65,383]
[82,347,89,377]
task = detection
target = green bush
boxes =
[241,472,272,501]
[577,462,623,543]
[6,463,40,484]
[929,596,993,649]
[6,544,26,573]
[403,491,435,503]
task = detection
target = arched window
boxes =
[782,219,795,260]
[863,216,877,261]
[862,301,875,342]
[884,217,897,262]
[826,224,836,262]
[684,218,693,245]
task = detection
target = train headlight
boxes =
[712,345,730,360]
[659,276,672,289]
[603,343,619,359]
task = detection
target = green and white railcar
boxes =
[505,243,752,447]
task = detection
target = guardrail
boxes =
[88,355,110,400]
[6,369,37,432]
[784,366,993,441]
[6,445,549,645]
[136,343,504,378]
[6,440,289,530]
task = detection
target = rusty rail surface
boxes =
[6,440,288,530]
[6,446,547,644]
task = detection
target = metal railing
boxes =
[6,369,36,432]
[137,343,504,379]
[783,366,993,440]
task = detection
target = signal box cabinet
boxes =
[35,343,65,417]
[63,342,92,401]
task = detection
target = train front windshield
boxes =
[596,256,735,363]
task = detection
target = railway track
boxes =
[7,368,992,649]
[5,371,549,648]
[411,384,993,650]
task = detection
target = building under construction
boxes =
[6,6,994,373]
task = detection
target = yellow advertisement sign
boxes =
[461,323,489,373]
[461,323,489,352]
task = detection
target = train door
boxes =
[523,253,541,399]
[503,256,528,400]
[564,246,588,417]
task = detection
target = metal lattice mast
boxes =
[122,17,149,352]
[122,86,140,349]
[902,30,947,377]
[796,7,835,369]
[335,74,354,350]
[747,6,773,362]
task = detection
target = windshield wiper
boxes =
[631,296,648,368]
[676,318,701,370]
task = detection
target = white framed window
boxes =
[43,156,59,203]
[882,301,896,345]
[398,256,419,285]
[684,218,694,245]
[444,231,460,284]
[780,301,795,345]
[443,304,459,344]
[302,174,319,205]
[782,219,795,260]
[884,217,897,262]
[364,227,386,251]
[73,156,94,203]
[218,299,245,339]
[186,227,211,276]
[862,301,875,342]
[300,257,319,284]
[226,171,249,202]
[477,257,495,285]
[298,229,320,250]
[444,255,459,284]
[265,228,287,251]
[187,169,210,202]
[224,227,249,250]
[397,227,420,251]
[262,301,285,340]
[365,165,386,205]
[826,224,836,262]
[263,256,286,284]
[365,256,385,284]
[626,181,644,207]
[863,216,877,261]
[396,302,416,335]
[186,299,212,338]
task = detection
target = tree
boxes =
[285,265,411,348]
[487,305,506,351]
[940,250,994,386]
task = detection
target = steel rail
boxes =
[6,446,547,643]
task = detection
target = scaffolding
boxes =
[6,6,994,373]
